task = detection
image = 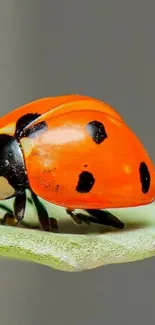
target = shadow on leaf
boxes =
[0,202,152,235]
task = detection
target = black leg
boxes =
[30,190,58,231]
[1,190,26,227]
[67,208,125,229]
[66,209,90,225]
[14,190,26,222]
[85,209,125,229]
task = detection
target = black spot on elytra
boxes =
[86,120,107,144]
[139,162,150,193]
[21,121,48,138]
[15,113,41,140]
[83,164,88,168]
[76,171,95,193]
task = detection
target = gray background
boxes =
[0,1,155,324]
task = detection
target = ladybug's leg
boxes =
[14,190,26,223]
[66,209,90,225]
[1,190,26,227]
[30,191,58,231]
[67,208,124,229]
[85,209,125,229]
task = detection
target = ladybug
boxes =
[0,94,154,231]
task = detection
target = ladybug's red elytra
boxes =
[0,94,154,231]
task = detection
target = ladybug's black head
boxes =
[0,134,28,200]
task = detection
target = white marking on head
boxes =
[0,124,16,136]
[0,177,15,199]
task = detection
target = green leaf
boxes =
[0,192,155,272]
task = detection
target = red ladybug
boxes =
[0,94,154,231]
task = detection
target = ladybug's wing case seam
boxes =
[0,95,92,135]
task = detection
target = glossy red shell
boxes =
[0,94,154,209]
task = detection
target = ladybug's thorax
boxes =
[0,134,28,199]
